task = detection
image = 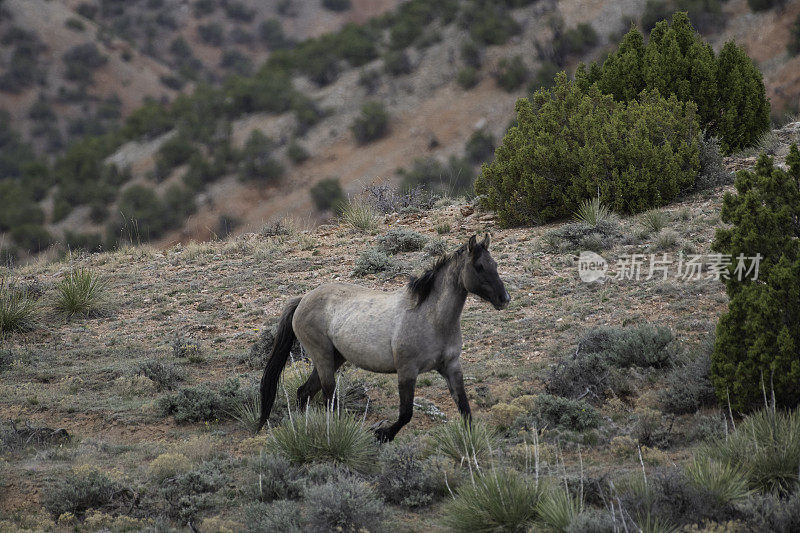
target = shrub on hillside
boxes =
[617,468,728,528]
[460,1,520,46]
[738,491,800,532]
[114,185,176,241]
[495,56,528,92]
[546,350,628,404]
[0,40,43,93]
[155,134,197,179]
[641,0,671,32]
[383,50,412,76]
[246,452,305,502]
[790,14,800,56]
[476,72,700,226]
[159,460,229,522]
[465,129,495,164]
[747,0,785,12]
[243,500,304,533]
[580,12,769,154]
[710,147,800,410]
[287,140,309,164]
[696,133,731,190]
[43,469,131,519]
[223,1,254,22]
[376,228,427,253]
[461,40,482,68]
[137,360,185,391]
[259,19,293,50]
[220,49,253,75]
[542,220,620,252]
[457,66,479,89]
[351,101,389,144]
[335,24,378,67]
[660,350,715,415]
[376,442,447,508]
[305,474,385,533]
[322,0,351,12]
[352,248,395,277]
[159,379,242,423]
[238,130,284,182]
[715,40,771,154]
[547,324,677,402]
[552,22,599,65]
[62,43,107,84]
[183,154,224,191]
[309,177,346,212]
[198,22,224,46]
[10,224,52,253]
[399,156,475,196]
[517,393,601,432]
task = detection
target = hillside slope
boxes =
[2,116,799,527]
[2,0,800,264]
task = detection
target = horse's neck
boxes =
[426,261,467,330]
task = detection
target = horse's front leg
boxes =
[438,359,471,423]
[375,371,417,443]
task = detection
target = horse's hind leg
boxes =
[297,367,320,409]
[294,333,342,410]
[297,351,345,409]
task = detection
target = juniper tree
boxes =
[475,73,700,226]
[715,41,771,154]
[642,13,718,131]
[578,12,769,154]
[711,145,800,411]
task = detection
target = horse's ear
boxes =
[482,233,491,250]
[467,235,477,253]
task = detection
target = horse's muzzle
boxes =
[494,291,511,310]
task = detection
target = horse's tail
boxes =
[258,297,302,432]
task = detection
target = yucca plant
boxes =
[0,277,37,334]
[54,267,108,319]
[430,418,496,467]
[341,198,379,232]
[635,512,680,533]
[230,387,261,434]
[273,360,314,411]
[640,210,668,234]
[573,196,611,226]
[700,408,800,494]
[685,457,751,505]
[441,469,544,533]
[267,404,377,473]
[536,486,582,532]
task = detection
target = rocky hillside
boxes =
[2,116,800,527]
[1,0,800,264]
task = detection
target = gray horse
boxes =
[258,233,510,441]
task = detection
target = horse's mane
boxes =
[407,244,466,306]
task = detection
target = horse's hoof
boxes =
[374,427,393,443]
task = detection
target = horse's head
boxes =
[462,234,511,310]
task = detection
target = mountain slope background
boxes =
[0,0,799,259]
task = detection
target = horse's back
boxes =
[293,282,405,373]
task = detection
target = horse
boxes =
[257,233,510,442]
